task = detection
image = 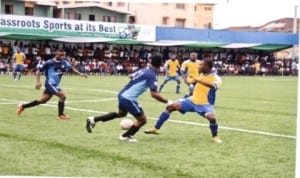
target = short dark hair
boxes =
[150,55,162,68]
[203,59,214,69]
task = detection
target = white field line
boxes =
[0,102,17,105]
[1,98,295,140]
[48,98,116,104]
[0,83,297,140]
[43,104,297,140]
[0,84,118,94]
[0,176,105,178]
[0,98,116,104]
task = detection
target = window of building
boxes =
[163,3,168,5]
[117,2,125,7]
[89,14,95,21]
[176,3,185,9]
[128,16,136,24]
[103,16,116,22]
[75,13,81,20]
[175,18,185,28]
[25,7,34,16]
[108,2,112,6]
[162,17,169,25]
[194,6,197,11]
[204,7,212,11]
[53,9,61,18]
[5,5,13,14]
[67,12,81,20]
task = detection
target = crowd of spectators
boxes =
[0,41,298,76]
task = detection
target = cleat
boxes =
[212,136,222,144]
[16,103,24,116]
[58,114,70,120]
[119,135,138,142]
[144,128,160,135]
[86,117,95,133]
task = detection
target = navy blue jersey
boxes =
[118,66,158,101]
[40,59,73,85]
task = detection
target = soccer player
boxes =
[180,52,201,97]
[16,50,87,120]
[145,59,222,144]
[159,54,181,94]
[85,55,172,142]
[12,49,26,81]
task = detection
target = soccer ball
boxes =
[120,119,133,130]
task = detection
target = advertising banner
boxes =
[0,14,156,41]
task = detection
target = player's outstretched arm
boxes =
[71,67,88,78]
[150,91,173,105]
[35,70,42,90]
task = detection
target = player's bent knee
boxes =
[170,102,181,110]
[205,113,216,120]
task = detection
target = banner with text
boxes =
[0,14,156,41]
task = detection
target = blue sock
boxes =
[159,84,164,92]
[209,124,218,137]
[13,72,17,80]
[183,94,189,98]
[155,111,170,129]
[176,84,180,93]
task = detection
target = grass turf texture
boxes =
[0,75,297,178]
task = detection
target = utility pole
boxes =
[292,5,300,59]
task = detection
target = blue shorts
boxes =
[166,75,180,81]
[178,98,215,117]
[15,64,24,72]
[118,97,144,117]
[44,84,62,95]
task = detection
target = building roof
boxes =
[57,3,134,15]
[17,0,56,6]
[225,18,300,33]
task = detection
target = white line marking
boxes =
[0,98,116,104]
[42,103,296,139]
[0,97,291,140]
[0,176,106,178]
[0,84,118,94]
[0,84,297,140]
[48,98,116,104]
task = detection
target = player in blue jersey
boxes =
[16,50,87,120]
[85,55,172,142]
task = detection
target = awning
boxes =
[106,40,145,45]
[144,40,196,46]
[220,43,262,49]
[181,42,228,48]
[248,44,292,51]
[53,37,116,43]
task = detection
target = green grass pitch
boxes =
[0,75,297,178]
